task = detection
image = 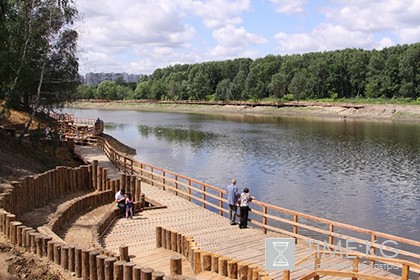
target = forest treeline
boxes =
[77,43,420,102]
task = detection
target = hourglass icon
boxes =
[272,241,289,266]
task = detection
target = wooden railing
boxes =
[94,135,420,276]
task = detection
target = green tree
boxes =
[1,0,79,112]
[214,78,231,101]
[268,72,287,99]
[399,43,419,98]
[289,70,308,100]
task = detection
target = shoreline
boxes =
[67,100,420,123]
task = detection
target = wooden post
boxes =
[152,271,165,280]
[188,180,192,202]
[119,245,129,262]
[47,240,55,261]
[16,225,25,246]
[401,264,409,280]
[90,250,99,280]
[283,270,291,280]
[10,221,22,245]
[174,175,178,196]
[170,255,182,276]
[36,234,43,257]
[41,236,52,257]
[75,247,82,278]
[177,232,182,254]
[113,260,125,280]
[98,166,104,191]
[5,214,16,239]
[104,257,117,280]
[238,261,249,280]
[228,259,238,279]
[82,249,90,280]
[162,228,167,248]
[293,215,298,243]
[123,262,136,280]
[68,246,75,272]
[370,234,376,265]
[211,253,220,273]
[202,252,212,271]
[135,179,141,202]
[21,227,32,248]
[262,206,268,234]
[352,256,359,280]
[156,226,162,248]
[61,245,69,270]
[166,229,171,250]
[97,254,107,280]
[133,266,142,280]
[171,231,178,252]
[218,256,229,276]
[219,192,223,216]
[202,185,206,208]
[93,160,98,190]
[247,264,258,280]
[329,224,334,245]
[141,268,154,280]
[53,242,62,265]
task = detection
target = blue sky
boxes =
[76,0,420,75]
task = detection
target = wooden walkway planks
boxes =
[76,145,401,280]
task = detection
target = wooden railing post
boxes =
[329,224,334,245]
[370,234,376,265]
[219,192,223,216]
[293,215,298,243]
[401,264,409,280]
[202,185,206,209]
[188,180,192,202]
[162,171,166,191]
[262,206,267,234]
[151,167,154,186]
[174,175,178,196]
[352,256,359,280]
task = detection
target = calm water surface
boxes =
[64,108,420,241]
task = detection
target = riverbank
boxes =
[68,100,420,122]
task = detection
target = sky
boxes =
[76,0,420,75]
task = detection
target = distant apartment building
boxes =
[81,72,142,86]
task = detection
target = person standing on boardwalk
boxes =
[239,187,255,229]
[115,188,126,218]
[227,179,240,225]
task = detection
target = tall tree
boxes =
[1,0,79,114]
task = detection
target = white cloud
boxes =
[396,26,420,44]
[325,0,420,32]
[275,24,374,54]
[212,24,267,47]
[269,0,307,14]
[209,24,267,58]
[186,0,251,29]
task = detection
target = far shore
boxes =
[67,100,420,123]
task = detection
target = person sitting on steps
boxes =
[115,188,126,218]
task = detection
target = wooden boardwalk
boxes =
[75,145,401,280]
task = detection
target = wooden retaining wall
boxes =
[0,158,196,279]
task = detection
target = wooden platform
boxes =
[76,145,401,280]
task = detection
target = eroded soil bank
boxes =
[68,101,420,123]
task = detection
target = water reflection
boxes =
[63,108,420,241]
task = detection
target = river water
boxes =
[64,108,420,241]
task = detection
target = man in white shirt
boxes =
[115,188,126,218]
